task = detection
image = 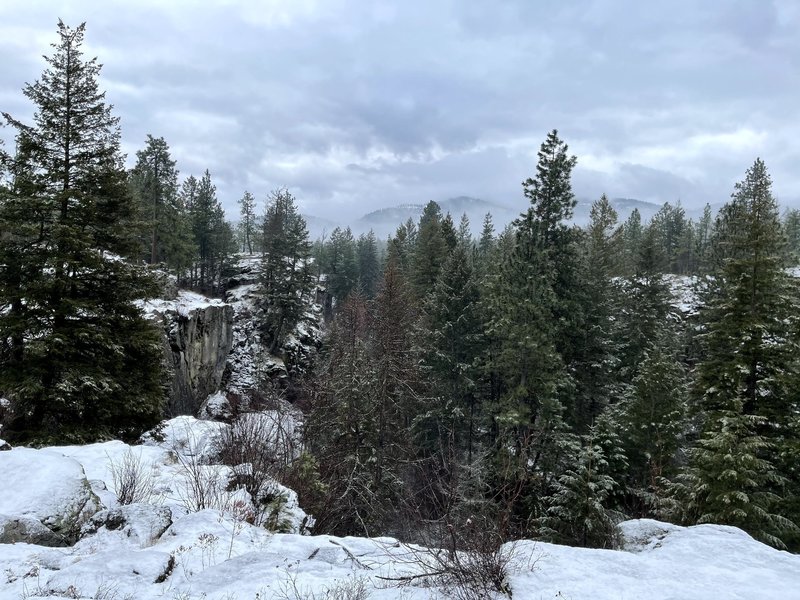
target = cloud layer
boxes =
[2,0,799,221]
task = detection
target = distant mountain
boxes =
[302,214,342,240]
[305,196,729,242]
[355,196,520,238]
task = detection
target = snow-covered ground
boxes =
[1,417,798,600]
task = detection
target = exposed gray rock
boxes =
[143,292,234,416]
[0,515,66,546]
[0,448,102,545]
[80,503,173,548]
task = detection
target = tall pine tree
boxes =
[0,21,163,442]
[681,158,799,548]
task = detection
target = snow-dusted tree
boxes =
[674,412,796,548]
[539,427,622,549]
[684,158,800,548]
[0,22,163,442]
[620,338,687,512]
[259,188,313,354]
[303,292,381,535]
[356,230,380,298]
[238,190,257,254]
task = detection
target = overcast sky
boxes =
[2,0,799,221]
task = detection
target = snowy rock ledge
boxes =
[0,448,101,546]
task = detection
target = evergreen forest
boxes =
[2,21,800,555]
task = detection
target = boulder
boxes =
[0,448,101,545]
[80,503,173,548]
[0,515,65,546]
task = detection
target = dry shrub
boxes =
[380,516,535,600]
[107,448,155,505]
[214,405,298,524]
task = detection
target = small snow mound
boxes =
[619,518,682,552]
[141,415,228,463]
[199,390,233,421]
[44,548,174,598]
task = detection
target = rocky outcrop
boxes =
[140,291,234,416]
[0,447,102,546]
[81,504,173,548]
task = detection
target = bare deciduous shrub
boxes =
[107,448,155,505]
[380,516,536,600]
[277,570,371,600]
[169,426,230,513]
[214,403,299,525]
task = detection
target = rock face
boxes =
[140,291,234,416]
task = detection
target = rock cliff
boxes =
[140,291,234,416]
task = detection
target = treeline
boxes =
[295,131,800,552]
[0,22,318,442]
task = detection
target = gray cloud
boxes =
[2,0,799,223]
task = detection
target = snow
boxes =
[665,274,701,316]
[514,520,800,599]
[136,289,228,319]
[2,416,799,599]
[0,448,100,537]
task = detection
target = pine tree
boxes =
[539,427,622,549]
[457,213,472,247]
[685,158,799,548]
[259,189,313,354]
[419,241,483,513]
[386,218,417,275]
[441,212,458,252]
[370,258,425,529]
[411,201,448,297]
[621,338,687,511]
[475,213,495,279]
[616,226,676,380]
[129,135,185,267]
[238,190,257,254]
[325,226,358,307]
[675,412,795,548]
[188,170,233,292]
[0,21,163,442]
[570,194,623,430]
[784,208,800,265]
[523,129,578,243]
[303,292,381,535]
[481,130,579,534]
[620,208,643,276]
[694,204,714,274]
[356,230,380,297]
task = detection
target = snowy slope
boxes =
[1,417,798,600]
